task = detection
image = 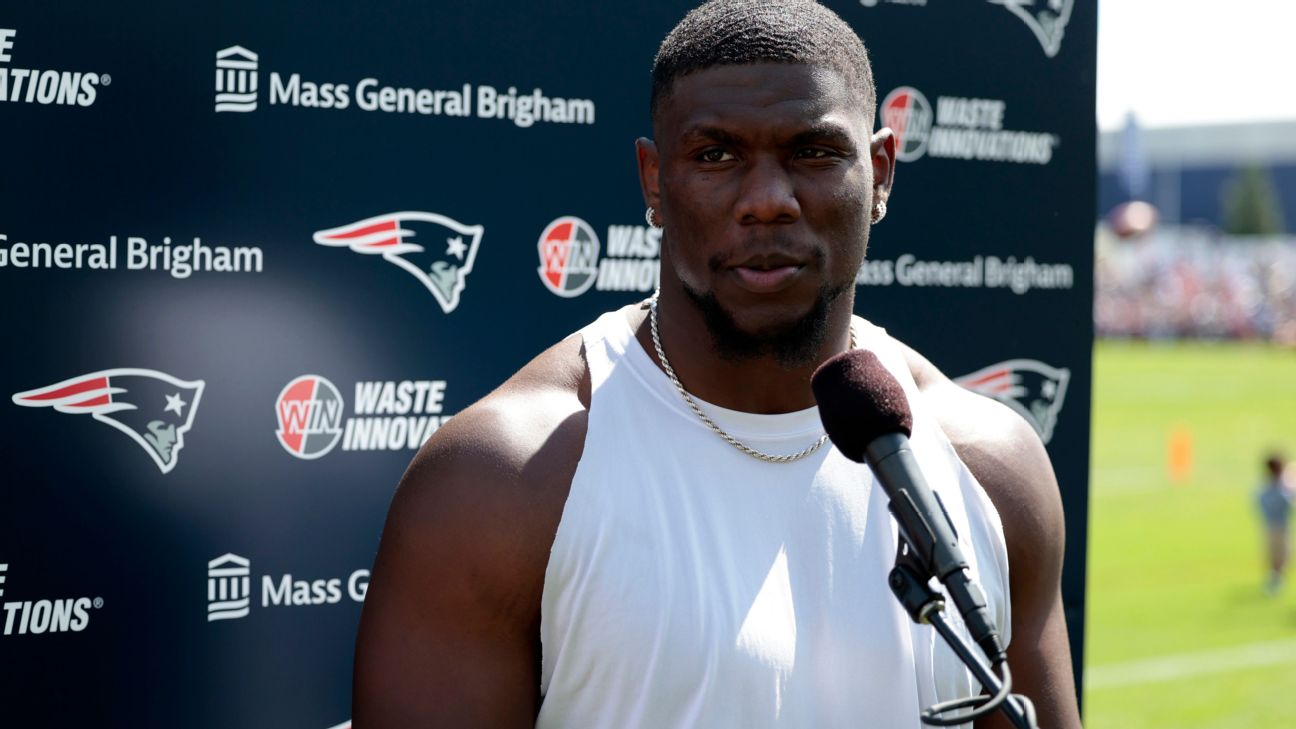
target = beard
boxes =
[679,279,850,369]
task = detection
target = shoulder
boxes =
[416,328,590,472]
[895,338,1066,581]
[397,328,591,559]
[372,328,591,624]
[353,330,592,723]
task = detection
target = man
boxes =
[354,2,1082,727]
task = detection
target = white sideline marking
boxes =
[1086,638,1296,690]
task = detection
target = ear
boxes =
[636,137,661,212]
[869,127,897,208]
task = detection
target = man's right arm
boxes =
[352,336,589,727]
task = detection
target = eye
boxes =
[795,147,834,160]
[698,148,735,163]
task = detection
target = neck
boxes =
[636,281,855,414]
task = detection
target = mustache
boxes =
[707,243,824,273]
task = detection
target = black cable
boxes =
[919,661,1039,728]
[919,661,1014,726]
[885,545,1039,727]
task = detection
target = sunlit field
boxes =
[1085,340,1296,727]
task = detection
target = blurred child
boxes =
[1258,453,1293,594]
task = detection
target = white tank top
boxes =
[538,310,1011,729]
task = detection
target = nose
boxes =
[734,156,801,225]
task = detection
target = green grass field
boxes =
[1084,340,1296,727]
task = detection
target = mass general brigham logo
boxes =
[207,554,251,621]
[214,45,258,112]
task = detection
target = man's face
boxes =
[642,62,892,362]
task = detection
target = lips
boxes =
[730,253,806,293]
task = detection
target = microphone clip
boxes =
[888,540,946,626]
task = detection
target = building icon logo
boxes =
[207,553,251,621]
[215,46,258,112]
[0,563,7,599]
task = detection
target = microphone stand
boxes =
[888,540,1040,729]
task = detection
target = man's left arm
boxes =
[905,345,1083,729]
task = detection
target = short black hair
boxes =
[651,0,876,122]
[1267,453,1286,477]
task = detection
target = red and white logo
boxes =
[880,86,1057,165]
[313,211,484,314]
[956,358,1070,444]
[880,86,933,163]
[275,375,344,459]
[12,368,205,474]
[274,377,453,458]
[537,216,600,297]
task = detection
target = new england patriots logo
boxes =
[12,368,205,474]
[988,0,1073,58]
[955,359,1070,444]
[313,211,485,314]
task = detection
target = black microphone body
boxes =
[812,350,1006,667]
[864,432,1004,666]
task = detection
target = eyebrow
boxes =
[786,123,856,149]
[679,125,745,146]
[678,122,857,149]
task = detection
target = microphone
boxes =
[811,349,1006,666]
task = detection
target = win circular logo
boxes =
[274,375,344,459]
[537,216,600,297]
[881,86,933,163]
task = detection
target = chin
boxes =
[683,281,846,368]
[729,300,816,336]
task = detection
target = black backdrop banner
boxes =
[0,2,1095,726]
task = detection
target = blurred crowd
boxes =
[1095,225,1296,343]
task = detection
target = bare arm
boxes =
[905,345,1083,729]
[353,336,588,728]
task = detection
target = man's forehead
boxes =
[657,62,870,136]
